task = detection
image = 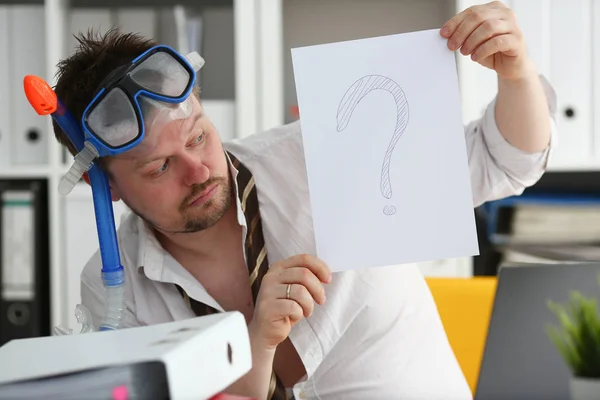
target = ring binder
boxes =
[0,179,50,347]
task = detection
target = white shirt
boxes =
[81,75,558,400]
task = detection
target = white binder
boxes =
[510,0,550,78]
[0,312,252,400]
[0,7,10,167]
[1,190,35,303]
[594,1,600,162]
[454,0,513,124]
[156,7,184,53]
[548,0,593,168]
[8,5,48,166]
[115,8,157,40]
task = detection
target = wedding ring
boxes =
[286,283,292,300]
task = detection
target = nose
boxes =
[180,154,209,187]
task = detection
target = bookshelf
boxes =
[0,0,597,333]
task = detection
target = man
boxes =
[54,2,555,399]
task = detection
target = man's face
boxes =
[107,96,232,234]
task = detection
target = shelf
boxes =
[0,0,42,4]
[547,162,600,172]
[0,167,53,179]
[70,0,232,8]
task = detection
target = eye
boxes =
[153,160,169,176]
[190,133,205,146]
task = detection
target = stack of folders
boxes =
[509,203,600,243]
[0,311,252,400]
[491,195,600,265]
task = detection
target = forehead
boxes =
[114,95,204,162]
[142,93,202,133]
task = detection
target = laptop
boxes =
[475,262,600,400]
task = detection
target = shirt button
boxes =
[298,390,307,399]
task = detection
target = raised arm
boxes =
[440,1,556,206]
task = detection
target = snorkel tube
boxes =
[23,76,125,334]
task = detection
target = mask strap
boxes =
[59,141,99,195]
[185,51,205,72]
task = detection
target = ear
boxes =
[82,171,90,186]
[82,171,122,202]
[108,176,122,202]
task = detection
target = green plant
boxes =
[546,276,600,379]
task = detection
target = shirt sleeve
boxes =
[466,74,558,208]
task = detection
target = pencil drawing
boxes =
[336,74,409,216]
[383,205,397,216]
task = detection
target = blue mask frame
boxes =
[81,45,199,157]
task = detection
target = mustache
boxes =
[180,177,227,210]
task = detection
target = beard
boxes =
[126,175,233,235]
[179,176,232,232]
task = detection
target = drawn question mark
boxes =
[336,75,409,216]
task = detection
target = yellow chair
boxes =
[426,277,497,394]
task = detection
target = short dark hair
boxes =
[52,28,157,160]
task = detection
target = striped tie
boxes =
[177,151,288,400]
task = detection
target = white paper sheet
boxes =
[291,28,479,272]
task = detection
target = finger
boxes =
[440,7,471,38]
[276,254,331,283]
[441,1,511,38]
[443,5,504,51]
[269,298,304,324]
[281,283,315,318]
[460,18,511,55]
[471,33,519,62]
[280,267,326,304]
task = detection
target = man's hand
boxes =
[225,254,330,400]
[440,1,535,81]
[441,1,551,155]
[249,254,331,353]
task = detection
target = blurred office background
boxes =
[0,0,597,343]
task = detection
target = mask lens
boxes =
[139,95,194,138]
[130,51,191,97]
[86,87,139,147]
